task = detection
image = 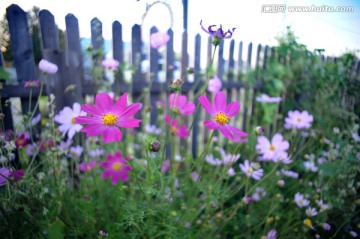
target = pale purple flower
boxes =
[243,196,252,204]
[322,223,331,231]
[350,231,358,238]
[281,169,299,178]
[239,160,263,180]
[227,167,235,176]
[252,187,266,201]
[39,59,58,74]
[78,160,96,172]
[30,113,41,126]
[220,148,241,165]
[205,155,222,166]
[352,133,360,142]
[88,148,104,158]
[256,93,282,103]
[285,110,313,129]
[207,75,222,93]
[69,145,83,158]
[161,159,171,172]
[266,229,277,239]
[294,192,310,207]
[25,143,38,156]
[316,199,330,212]
[102,58,119,71]
[54,102,86,140]
[144,124,161,135]
[306,207,318,217]
[277,180,285,187]
[0,167,11,186]
[150,32,170,49]
[190,171,200,181]
[256,133,290,162]
[304,161,318,172]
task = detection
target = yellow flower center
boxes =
[112,162,122,171]
[71,117,76,124]
[247,168,253,174]
[269,145,275,151]
[171,126,178,134]
[297,117,302,122]
[102,113,118,125]
[304,218,312,228]
[215,112,229,125]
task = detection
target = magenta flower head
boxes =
[169,93,195,116]
[165,115,189,138]
[285,110,313,129]
[200,20,236,46]
[76,93,142,144]
[207,75,222,93]
[150,32,170,49]
[24,80,40,89]
[39,59,58,74]
[102,58,119,71]
[0,167,11,186]
[100,151,132,184]
[77,160,96,172]
[198,91,248,141]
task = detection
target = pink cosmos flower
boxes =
[199,91,248,141]
[164,115,189,138]
[102,58,119,71]
[256,93,282,103]
[76,93,142,144]
[256,133,290,162]
[39,59,58,74]
[54,103,86,140]
[239,160,263,180]
[100,151,132,184]
[0,167,11,186]
[77,160,96,172]
[285,110,313,129]
[207,75,222,93]
[15,133,30,149]
[150,32,170,49]
[169,93,195,116]
[24,80,40,89]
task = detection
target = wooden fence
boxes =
[1,4,360,158]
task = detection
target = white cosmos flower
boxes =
[54,103,86,140]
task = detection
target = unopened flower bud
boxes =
[255,126,265,136]
[171,78,184,89]
[149,139,161,152]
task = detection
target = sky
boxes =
[1,0,360,60]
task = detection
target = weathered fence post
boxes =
[191,33,201,158]
[166,29,174,84]
[181,30,188,81]
[39,9,65,112]
[112,21,124,93]
[65,13,83,107]
[6,4,38,115]
[131,24,143,96]
[91,17,104,91]
[149,27,160,125]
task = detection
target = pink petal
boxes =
[169,93,178,108]
[224,102,240,117]
[199,95,215,116]
[102,127,122,143]
[101,170,112,179]
[117,118,142,128]
[95,93,114,113]
[203,120,220,130]
[119,103,141,118]
[113,93,128,115]
[118,171,129,182]
[219,125,234,140]
[214,92,226,112]
[180,103,196,115]
[177,126,189,138]
[81,124,107,136]
[226,124,248,137]
[75,116,102,124]
[81,104,102,116]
